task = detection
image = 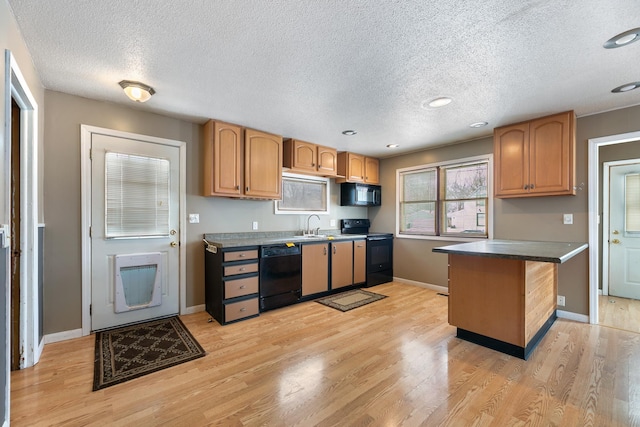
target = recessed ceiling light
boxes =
[342,130,357,136]
[421,97,453,109]
[611,82,640,93]
[469,121,489,128]
[386,144,399,148]
[604,28,640,48]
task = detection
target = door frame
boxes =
[588,130,640,324]
[601,159,640,297]
[4,50,41,369]
[80,125,187,336]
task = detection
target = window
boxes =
[105,152,170,238]
[397,155,492,239]
[274,172,330,214]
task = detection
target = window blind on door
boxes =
[625,173,640,233]
[105,152,170,238]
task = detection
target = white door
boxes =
[608,161,640,300]
[90,133,180,331]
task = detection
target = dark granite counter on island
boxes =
[433,239,588,360]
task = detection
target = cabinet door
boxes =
[353,240,367,284]
[494,123,530,197]
[245,128,283,199]
[331,241,353,289]
[364,157,379,184]
[203,120,243,196]
[292,139,317,173]
[302,243,329,296]
[317,145,337,176]
[347,153,365,182]
[529,111,574,196]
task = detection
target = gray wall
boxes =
[373,105,640,316]
[42,90,367,334]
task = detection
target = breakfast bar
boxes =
[433,240,588,359]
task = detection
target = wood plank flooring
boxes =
[11,282,640,426]
[599,294,640,334]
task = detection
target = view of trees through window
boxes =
[398,159,489,237]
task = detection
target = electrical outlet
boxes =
[330,219,336,227]
[557,295,566,306]
[188,213,199,224]
[563,213,573,225]
[252,221,258,230]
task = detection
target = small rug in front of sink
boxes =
[317,289,387,312]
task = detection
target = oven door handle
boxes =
[368,237,389,241]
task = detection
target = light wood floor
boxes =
[11,282,640,426]
[599,294,640,334]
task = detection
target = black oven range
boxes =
[340,219,393,287]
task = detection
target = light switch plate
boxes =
[563,214,573,225]
[188,214,199,224]
[252,221,259,230]
[330,219,336,227]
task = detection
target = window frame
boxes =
[274,172,331,215]
[396,154,493,241]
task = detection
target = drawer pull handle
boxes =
[240,307,246,312]
[239,253,246,257]
[239,267,246,271]
[239,285,246,289]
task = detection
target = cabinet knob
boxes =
[324,247,327,255]
[235,185,240,190]
[246,187,249,192]
[239,285,246,289]
[333,246,336,254]
[240,307,246,312]
[239,253,246,257]
[239,267,246,271]
[524,184,529,190]
[530,184,535,189]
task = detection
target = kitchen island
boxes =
[433,240,588,359]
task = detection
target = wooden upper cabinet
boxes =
[245,128,283,199]
[364,157,380,184]
[317,145,338,176]
[203,120,282,200]
[203,120,243,197]
[494,111,575,198]
[336,152,380,184]
[283,139,337,176]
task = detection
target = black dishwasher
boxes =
[259,244,302,311]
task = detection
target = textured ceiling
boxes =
[7,0,640,157]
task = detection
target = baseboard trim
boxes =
[182,304,205,315]
[556,310,589,323]
[44,328,83,344]
[393,277,448,294]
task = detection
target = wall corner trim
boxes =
[556,310,589,323]
[43,328,83,344]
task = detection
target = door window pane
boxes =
[105,152,170,238]
[626,173,640,233]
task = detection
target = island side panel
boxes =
[524,260,557,346]
[448,254,525,347]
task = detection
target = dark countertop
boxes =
[432,239,588,264]
[203,232,367,249]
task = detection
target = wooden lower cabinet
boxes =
[353,239,366,284]
[205,246,260,325]
[302,243,329,296]
[448,254,557,359]
[331,241,354,289]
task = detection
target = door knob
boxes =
[611,239,621,244]
[170,241,178,247]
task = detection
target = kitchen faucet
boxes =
[306,214,321,236]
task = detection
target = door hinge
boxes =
[89,148,92,160]
[90,304,92,315]
[89,226,92,238]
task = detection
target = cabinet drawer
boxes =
[224,262,258,276]
[224,250,258,262]
[225,298,259,322]
[224,276,259,299]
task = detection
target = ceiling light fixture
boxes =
[118,80,156,102]
[386,144,399,148]
[469,121,489,128]
[604,28,640,48]
[611,82,640,93]
[342,130,357,136]
[422,97,453,109]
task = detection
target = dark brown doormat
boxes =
[93,316,205,391]
[317,289,387,312]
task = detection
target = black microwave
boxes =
[340,183,381,206]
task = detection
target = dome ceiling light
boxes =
[604,28,640,48]
[118,80,156,102]
[469,121,489,128]
[421,97,453,109]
